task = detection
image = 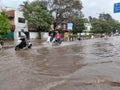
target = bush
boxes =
[69,34,77,38]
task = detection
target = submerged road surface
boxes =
[0,36,120,90]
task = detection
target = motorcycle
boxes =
[52,38,62,46]
[15,38,32,51]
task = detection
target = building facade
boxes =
[7,10,29,40]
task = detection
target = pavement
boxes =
[2,40,14,48]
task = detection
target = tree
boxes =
[20,0,52,32]
[73,15,85,33]
[90,13,120,34]
[99,13,113,21]
[0,11,10,37]
[49,0,83,27]
[91,20,102,33]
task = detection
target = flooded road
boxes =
[1,36,120,90]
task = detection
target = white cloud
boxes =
[0,0,33,8]
[81,0,120,21]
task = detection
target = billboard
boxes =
[67,23,73,31]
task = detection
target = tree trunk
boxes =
[37,27,41,39]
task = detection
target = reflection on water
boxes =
[0,36,120,90]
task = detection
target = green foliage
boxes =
[90,13,120,34]
[50,0,83,25]
[82,34,91,39]
[69,34,78,38]
[20,0,52,31]
[99,13,113,21]
[0,11,10,37]
[90,20,101,33]
[73,17,85,34]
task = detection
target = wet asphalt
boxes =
[0,36,120,90]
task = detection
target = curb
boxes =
[3,45,14,49]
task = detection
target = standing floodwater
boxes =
[0,36,120,90]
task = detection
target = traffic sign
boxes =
[114,2,120,13]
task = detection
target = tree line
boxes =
[89,13,120,34]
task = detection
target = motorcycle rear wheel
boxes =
[15,46,20,51]
[28,44,32,48]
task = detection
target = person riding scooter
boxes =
[55,32,62,43]
[19,29,27,48]
[15,30,32,51]
[52,31,62,45]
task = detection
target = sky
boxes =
[81,0,120,21]
[1,0,120,21]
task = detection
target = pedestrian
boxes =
[64,32,69,41]
[77,33,82,40]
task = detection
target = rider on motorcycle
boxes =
[52,31,62,46]
[20,29,27,47]
[55,31,62,43]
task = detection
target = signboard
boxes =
[114,2,120,13]
[67,23,73,31]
